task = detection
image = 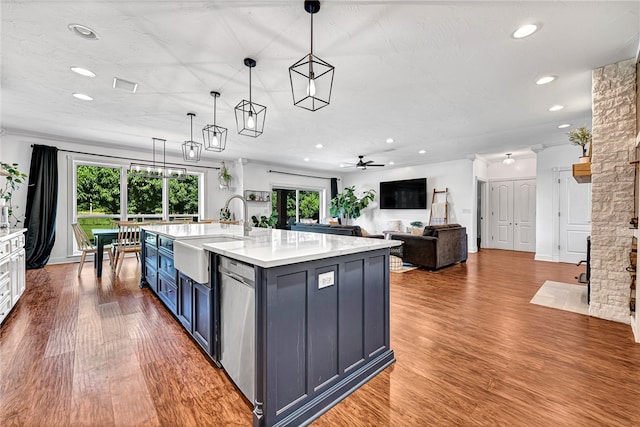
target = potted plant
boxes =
[218,162,232,190]
[567,126,592,163]
[329,186,376,224]
[251,211,278,228]
[219,207,231,221]
[410,220,424,235]
[0,162,28,227]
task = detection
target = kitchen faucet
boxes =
[224,194,251,236]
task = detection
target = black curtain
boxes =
[330,178,339,224]
[24,145,59,269]
[330,178,338,200]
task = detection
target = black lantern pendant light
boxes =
[203,91,228,153]
[289,0,334,111]
[182,112,202,162]
[235,58,267,137]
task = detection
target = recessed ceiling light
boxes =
[558,123,572,129]
[386,138,394,144]
[72,93,93,101]
[536,75,556,85]
[315,144,323,149]
[339,164,346,168]
[389,161,395,165]
[549,105,564,112]
[68,24,99,40]
[304,157,309,162]
[418,150,426,154]
[70,66,96,77]
[512,24,539,39]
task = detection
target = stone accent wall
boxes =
[590,58,637,323]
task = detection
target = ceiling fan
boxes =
[343,155,385,170]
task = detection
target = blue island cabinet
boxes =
[247,248,395,427]
[141,230,217,361]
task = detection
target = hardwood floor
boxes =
[2,250,640,426]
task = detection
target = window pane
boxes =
[299,191,320,221]
[127,172,162,220]
[76,164,121,237]
[169,174,199,220]
[77,165,121,214]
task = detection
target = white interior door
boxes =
[559,170,591,263]
[491,181,514,250]
[514,179,536,252]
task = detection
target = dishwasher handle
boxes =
[220,269,254,287]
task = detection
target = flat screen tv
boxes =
[379,178,427,209]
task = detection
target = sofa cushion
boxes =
[422,226,436,237]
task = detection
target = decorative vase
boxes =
[579,156,590,164]
[0,206,9,229]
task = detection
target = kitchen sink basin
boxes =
[174,236,242,283]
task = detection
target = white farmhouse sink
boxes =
[174,236,243,283]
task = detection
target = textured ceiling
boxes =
[1,1,639,171]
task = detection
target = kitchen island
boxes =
[140,223,400,427]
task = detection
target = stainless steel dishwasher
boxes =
[219,256,255,402]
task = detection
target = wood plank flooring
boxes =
[2,250,640,426]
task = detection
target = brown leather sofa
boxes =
[388,224,468,270]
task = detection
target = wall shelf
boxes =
[572,162,591,183]
[244,190,271,203]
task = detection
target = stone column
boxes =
[590,58,637,323]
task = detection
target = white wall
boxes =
[341,159,475,248]
[487,157,537,180]
[2,131,233,264]
[236,161,336,223]
[534,144,583,261]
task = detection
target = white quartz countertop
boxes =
[142,223,400,268]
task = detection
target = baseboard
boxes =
[534,254,555,262]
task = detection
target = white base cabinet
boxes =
[0,229,27,325]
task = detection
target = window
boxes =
[127,172,163,222]
[272,187,322,229]
[169,174,199,221]
[75,163,122,239]
[73,160,203,251]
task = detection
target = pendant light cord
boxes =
[190,114,194,145]
[249,65,253,110]
[213,94,217,126]
[309,12,314,73]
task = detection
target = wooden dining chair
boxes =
[115,221,149,275]
[71,223,114,276]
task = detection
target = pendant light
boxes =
[130,138,187,180]
[235,58,267,137]
[503,153,515,165]
[289,0,334,111]
[203,91,228,153]
[182,112,202,162]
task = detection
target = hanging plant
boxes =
[218,162,232,190]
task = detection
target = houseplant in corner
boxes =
[0,162,28,227]
[567,125,592,163]
[329,186,376,224]
[410,220,424,235]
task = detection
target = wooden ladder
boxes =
[429,188,449,225]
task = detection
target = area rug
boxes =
[530,281,589,316]
[391,265,418,273]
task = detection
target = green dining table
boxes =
[92,228,119,277]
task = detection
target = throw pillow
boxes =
[422,226,436,237]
